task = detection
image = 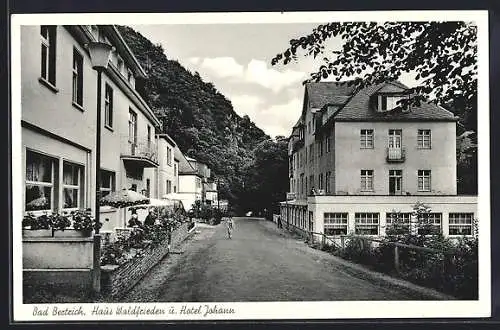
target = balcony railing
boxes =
[386,147,406,163]
[286,192,296,200]
[121,137,158,167]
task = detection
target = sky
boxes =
[131,23,414,138]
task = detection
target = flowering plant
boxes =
[71,208,100,233]
[50,212,72,231]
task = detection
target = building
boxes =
[153,133,180,200]
[21,25,161,231]
[203,180,219,207]
[281,80,477,239]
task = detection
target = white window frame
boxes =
[355,213,379,235]
[72,48,83,107]
[104,84,113,128]
[449,213,474,236]
[417,212,442,235]
[324,213,348,236]
[25,150,56,212]
[385,212,412,233]
[417,129,431,149]
[100,170,115,198]
[167,147,172,166]
[62,161,83,210]
[40,25,56,85]
[360,169,374,191]
[418,170,431,192]
[360,129,374,149]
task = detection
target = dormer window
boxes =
[377,94,405,112]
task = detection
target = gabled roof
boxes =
[334,82,456,122]
[174,146,197,175]
[305,81,358,109]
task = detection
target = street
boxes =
[121,217,439,302]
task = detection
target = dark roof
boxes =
[174,145,197,174]
[334,82,456,122]
[306,81,358,109]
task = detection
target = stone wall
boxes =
[101,222,193,300]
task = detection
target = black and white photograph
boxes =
[10,10,490,321]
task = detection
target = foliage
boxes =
[71,208,101,233]
[190,200,223,225]
[117,26,271,211]
[50,212,72,231]
[334,229,478,299]
[272,21,478,194]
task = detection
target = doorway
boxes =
[389,170,402,195]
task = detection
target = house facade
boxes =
[21,25,161,231]
[281,81,477,239]
[154,133,180,199]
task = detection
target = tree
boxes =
[272,21,477,116]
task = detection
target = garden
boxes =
[320,202,479,300]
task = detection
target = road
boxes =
[121,217,439,302]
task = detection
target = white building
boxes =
[281,80,477,239]
[21,25,161,232]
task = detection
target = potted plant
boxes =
[22,212,53,237]
[71,208,97,237]
[52,212,79,237]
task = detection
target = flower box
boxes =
[53,229,93,238]
[22,229,53,238]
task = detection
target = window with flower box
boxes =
[355,213,379,235]
[62,161,84,209]
[25,150,57,212]
[324,213,348,236]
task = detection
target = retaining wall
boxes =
[101,222,193,300]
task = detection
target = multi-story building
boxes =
[154,133,180,200]
[281,80,477,238]
[204,180,219,207]
[21,25,161,231]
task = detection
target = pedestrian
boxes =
[144,210,155,227]
[226,217,234,239]
[277,215,282,229]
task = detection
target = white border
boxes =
[11,10,490,321]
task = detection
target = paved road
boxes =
[121,217,437,302]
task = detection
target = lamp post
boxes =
[87,40,113,294]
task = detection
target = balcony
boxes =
[121,137,159,168]
[292,139,304,152]
[386,147,406,163]
[286,192,296,200]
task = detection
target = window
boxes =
[360,170,374,191]
[325,171,331,194]
[417,213,442,235]
[63,161,84,209]
[166,147,172,166]
[104,84,113,128]
[40,25,56,85]
[147,125,152,148]
[300,173,304,195]
[449,213,474,236]
[166,180,172,194]
[318,140,323,157]
[309,145,314,163]
[174,163,177,176]
[379,95,404,111]
[196,177,202,188]
[72,49,83,106]
[324,213,348,236]
[326,133,331,153]
[117,56,124,73]
[25,150,57,211]
[386,212,412,234]
[355,213,379,235]
[318,173,324,190]
[309,175,314,191]
[145,179,151,198]
[417,129,431,149]
[128,109,137,144]
[127,69,133,82]
[418,170,431,191]
[100,170,115,198]
[307,121,311,134]
[360,129,374,148]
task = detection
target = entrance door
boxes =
[389,170,402,195]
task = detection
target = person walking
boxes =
[226,217,234,239]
